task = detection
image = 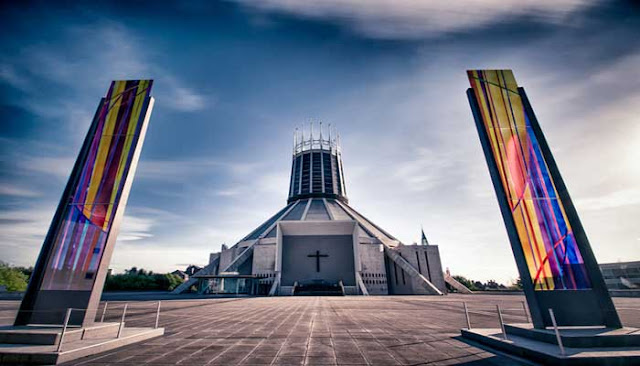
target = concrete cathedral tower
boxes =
[288,124,347,204]
[174,124,448,296]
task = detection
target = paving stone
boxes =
[274,356,306,365]
[305,356,337,365]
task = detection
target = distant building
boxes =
[600,261,640,291]
[173,125,448,296]
[172,265,203,282]
[171,270,188,281]
[184,265,202,277]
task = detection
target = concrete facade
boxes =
[178,128,448,296]
[281,235,355,287]
[189,198,447,296]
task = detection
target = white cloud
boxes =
[1,21,209,121]
[116,215,156,242]
[0,207,54,266]
[136,157,263,182]
[236,0,594,39]
[393,147,458,192]
[0,184,41,198]
[576,188,640,211]
[0,63,31,91]
[22,156,74,179]
[214,188,242,197]
[165,84,209,112]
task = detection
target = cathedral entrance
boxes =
[276,221,359,295]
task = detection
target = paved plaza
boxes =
[1,294,639,365]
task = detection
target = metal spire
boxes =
[421,227,429,246]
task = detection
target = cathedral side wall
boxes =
[253,243,276,274]
[425,246,446,293]
[396,245,446,294]
[386,254,413,294]
[209,252,220,266]
[358,242,388,295]
[219,247,235,272]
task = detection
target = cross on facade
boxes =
[307,250,329,272]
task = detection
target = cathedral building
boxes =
[173,125,447,296]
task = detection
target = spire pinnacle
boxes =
[421,227,429,246]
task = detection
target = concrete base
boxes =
[461,324,640,365]
[0,324,164,365]
[0,322,122,345]
[505,323,640,348]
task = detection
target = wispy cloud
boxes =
[576,188,640,211]
[236,0,594,39]
[117,215,156,242]
[0,184,41,198]
[136,158,263,182]
[163,76,211,112]
[0,21,208,119]
[0,63,31,91]
[21,156,74,179]
[393,147,460,192]
[0,207,53,266]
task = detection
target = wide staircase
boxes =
[444,272,473,294]
[293,280,345,296]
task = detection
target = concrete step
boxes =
[0,327,164,365]
[505,323,640,348]
[462,328,640,365]
[444,273,473,294]
[0,323,121,345]
[294,291,344,296]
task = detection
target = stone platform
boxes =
[462,324,640,365]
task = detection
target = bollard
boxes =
[117,304,128,338]
[463,302,471,329]
[100,301,108,323]
[154,301,161,329]
[522,301,530,323]
[549,308,566,356]
[496,305,508,340]
[57,308,73,352]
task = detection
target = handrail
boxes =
[268,272,281,296]
[355,272,369,296]
[463,302,471,329]
[56,308,72,352]
[117,303,128,338]
[549,308,566,356]
[496,305,508,340]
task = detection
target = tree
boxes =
[450,275,514,292]
[452,275,479,291]
[104,267,184,291]
[509,277,522,291]
[0,262,29,292]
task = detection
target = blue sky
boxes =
[1,1,639,284]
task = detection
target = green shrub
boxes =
[104,268,184,291]
[452,275,479,291]
[0,262,29,292]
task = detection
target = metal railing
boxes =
[462,300,571,356]
[549,308,566,356]
[57,308,73,352]
[496,304,507,340]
